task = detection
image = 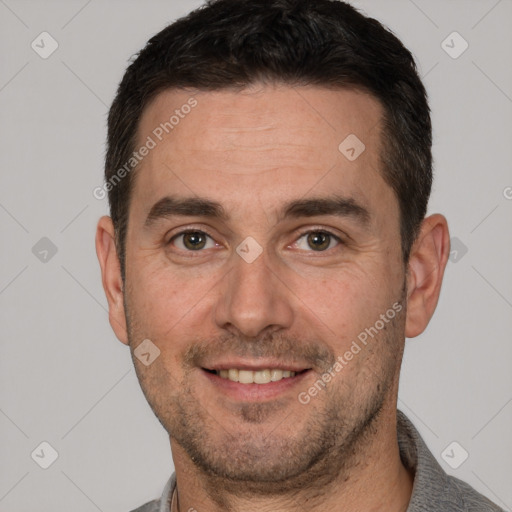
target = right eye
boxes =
[168,230,217,251]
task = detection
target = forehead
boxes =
[131,84,393,223]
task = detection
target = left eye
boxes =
[295,231,341,252]
[170,231,216,251]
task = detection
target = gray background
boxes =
[1,0,511,510]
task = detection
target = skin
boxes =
[96,84,450,512]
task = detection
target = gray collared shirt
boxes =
[130,410,504,511]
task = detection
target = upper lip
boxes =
[202,359,311,372]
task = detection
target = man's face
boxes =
[122,85,407,488]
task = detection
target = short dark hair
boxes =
[105,0,432,282]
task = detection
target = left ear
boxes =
[405,213,450,338]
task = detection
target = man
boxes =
[95,1,504,511]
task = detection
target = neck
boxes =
[169,407,413,512]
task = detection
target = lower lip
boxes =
[201,369,312,401]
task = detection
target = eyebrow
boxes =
[144,194,371,229]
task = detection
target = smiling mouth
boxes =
[203,368,310,384]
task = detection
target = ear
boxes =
[95,216,129,345]
[405,214,450,338]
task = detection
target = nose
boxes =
[213,244,294,339]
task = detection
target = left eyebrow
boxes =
[279,195,371,227]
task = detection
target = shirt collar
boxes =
[159,472,176,512]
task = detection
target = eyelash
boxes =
[167,227,344,254]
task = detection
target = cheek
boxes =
[292,267,384,328]
[129,254,186,307]
[290,265,402,374]
[126,259,220,345]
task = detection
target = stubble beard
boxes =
[123,286,407,499]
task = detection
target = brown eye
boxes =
[296,231,340,252]
[183,232,206,250]
[170,231,214,251]
[308,232,330,251]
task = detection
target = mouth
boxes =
[204,367,308,383]
[201,365,312,401]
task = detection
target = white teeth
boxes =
[254,369,271,384]
[238,370,253,384]
[270,369,283,381]
[215,368,297,383]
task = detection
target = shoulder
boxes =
[443,474,505,512]
[128,473,175,512]
[129,498,161,512]
[397,410,505,512]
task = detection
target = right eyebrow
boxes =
[144,196,229,229]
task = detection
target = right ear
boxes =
[95,216,129,345]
